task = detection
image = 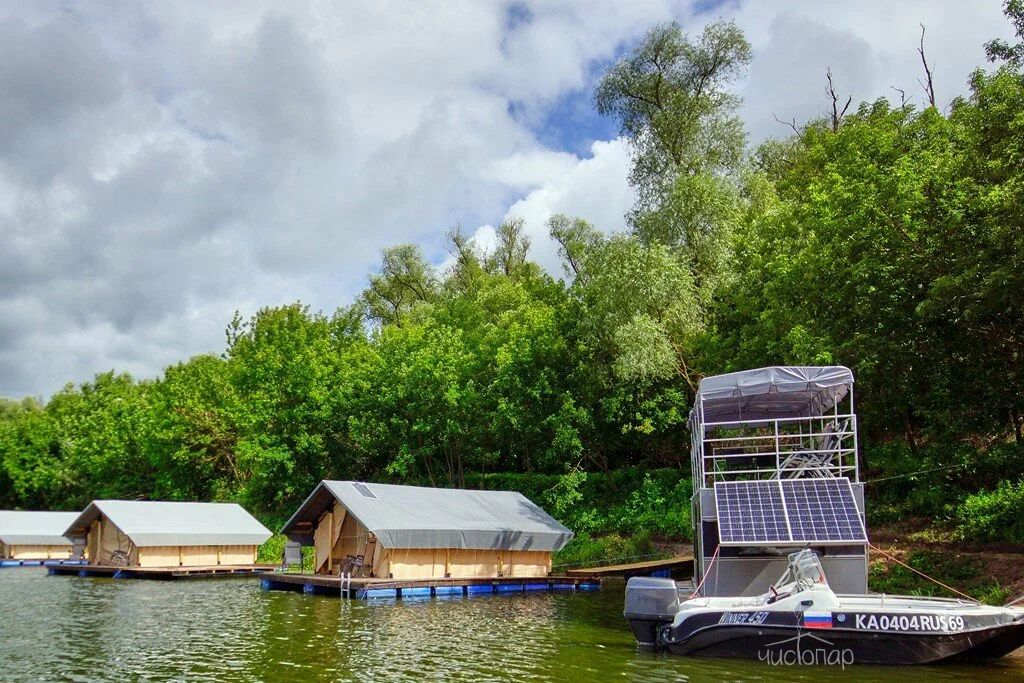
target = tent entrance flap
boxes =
[313,505,366,575]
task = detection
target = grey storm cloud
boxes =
[0,0,1014,398]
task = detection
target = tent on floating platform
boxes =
[0,511,79,561]
[281,481,574,580]
[62,500,272,568]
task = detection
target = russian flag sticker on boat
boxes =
[803,611,833,629]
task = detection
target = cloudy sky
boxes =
[0,1,1014,398]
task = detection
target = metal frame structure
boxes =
[690,389,859,487]
[688,367,868,597]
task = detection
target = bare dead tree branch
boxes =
[890,85,909,108]
[825,67,852,132]
[773,113,800,134]
[918,23,936,108]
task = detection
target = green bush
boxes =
[954,479,1024,543]
[864,442,1024,528]
[257,533,286,564]
[606,473,691,537]
[552,530,663,569]
[868,550,1009,605]
[460,467,693,540]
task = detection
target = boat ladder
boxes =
[340,571,352,597]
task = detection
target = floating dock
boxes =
[48,564,277,580]
[259,572,601,598]
[564,554,694,580]
[1,558,89,568]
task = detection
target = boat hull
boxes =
[645,611,1024,665]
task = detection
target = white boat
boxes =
[625,549,1024,665]
[624,367,1024,665]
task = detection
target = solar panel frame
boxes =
[713,477,866,547]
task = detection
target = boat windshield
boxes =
[771,549,828,595]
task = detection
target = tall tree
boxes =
[361,244,438,326]
[986,0,1024,66]
[595,20,751,305]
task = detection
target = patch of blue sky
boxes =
[510,83,619,158]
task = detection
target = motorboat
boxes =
[625,549,1024,666]
[627,367,1024,665]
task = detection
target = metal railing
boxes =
[694,413,859,487]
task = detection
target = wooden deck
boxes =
[564,554,694,579]
[48,564,277,580]
[259,571,601,598]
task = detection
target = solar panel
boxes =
[781,478,866,544]
[715,481,790,545]
[714,477,865,546]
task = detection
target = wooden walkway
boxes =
[259,572,601,598]
[48,564,277,580]
[564,554,694,580]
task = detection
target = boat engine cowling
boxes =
[624,577,681,648]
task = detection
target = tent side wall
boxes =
[385,548,552,579]
[1,540,73,560]
[136,544,259,567]
[218,545,259,565]
[309,509,553,578]
[3,545,73,560]
[86,516,260,567]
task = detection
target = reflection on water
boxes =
[1,569,1022,682]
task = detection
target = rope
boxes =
[868,542,978,603]
[1004,592,1024,607]
[863,461,971,485]
[689,545,720,598]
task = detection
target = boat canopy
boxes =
[690,366,853,426]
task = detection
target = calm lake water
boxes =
[2,568,1023,682]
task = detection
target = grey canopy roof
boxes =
[690,366,854,426]
[282,481,574,552]
[63,500,272,547]
[0,511,78,546]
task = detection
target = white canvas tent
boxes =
[281,481,574,579]
[0,511,78,560]
[64,500,272,568]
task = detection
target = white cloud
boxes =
[0,0,1015,397]
[729,0,1014,141]
[488,138,633,274]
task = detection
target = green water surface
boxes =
[1,568,1022,681]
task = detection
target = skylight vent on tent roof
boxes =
[352,482,379,499]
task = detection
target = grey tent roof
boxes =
[281,481,574,552]
[690,366,854,426]
[63,500,272,548]
[0,511,78,546]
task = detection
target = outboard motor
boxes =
[624,576,681,648]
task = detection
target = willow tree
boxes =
[595,20,751,304]
[361,244,439,326]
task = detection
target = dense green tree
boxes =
[2,11,1023,540]
[361,244,438,326]
[596,20,751,302]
